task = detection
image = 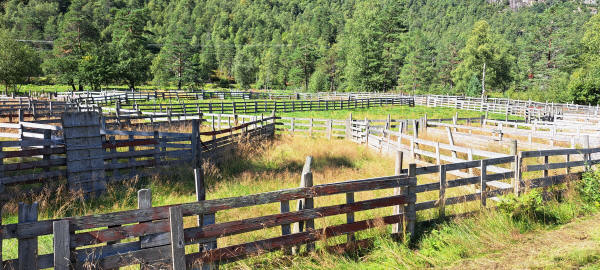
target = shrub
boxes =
[497,190,558,224]
[578,169,600,206]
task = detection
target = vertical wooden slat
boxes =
[153,131,160,166]
[292,156,313,254]
[583,135,590,170]
[280,200,291,255]
[439,164,447,218]
[110,136,118,179]
[566,154,571,175]
[346,192,355,243]
[128,134,135,178]
[53,220,70,270]
[392,151,404,235]
[514,154,521,196]
[327,119,332,140]
[138,189,153,270]
[18,202,38,270]
[468,148,474,175]
[543,156,549,179]
[303,168,315,252]
[406,164,417,237]
[169,206,186,270]
[480,160,487,207]
[435,142,441,165]
[43,130,51,172]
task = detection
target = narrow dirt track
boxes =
[450,214,600,269]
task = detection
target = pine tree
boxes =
[111,8,151,89]
[451,20,514,97]
[340,0,406,92]
[568,14,600,104]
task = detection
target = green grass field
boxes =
[274,105,524,121]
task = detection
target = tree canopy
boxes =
[0,0,599,103]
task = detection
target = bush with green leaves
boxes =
[497,190,559,224]
[578,169,600,206]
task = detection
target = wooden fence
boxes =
[116,97,415,115]
[0,113,277,195]
[0,100,73,123]
[66,90,410,105]
[2,142,594,268]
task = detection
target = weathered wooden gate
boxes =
[62,112,106,195]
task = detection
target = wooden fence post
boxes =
[18,202,38,270]
[128,134,135,178]
[169,206,186,270]
[280,199,291,255]
[406,164,417,238]
[446,127,457,159]
[510,140,519,195]
[346,192,355,243]
[392,151,404,235]
[583,135,590,170]
[53,220,70,270]
[480,160,487,207]
[43,130,51,173]
[327,119,332,140]
[435,142,441,165]
[292,156,313,254]
[439,164,447,218]
[154,131,160,166]
[291,117,295,136]
[365,118,370,145]
[138,189,153,270]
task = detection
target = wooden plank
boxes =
[480,160,487,207]
[2,158,66,172]
[526,160,592,172]
[439,164,446,218]
[53,220,70,270]
[3,147,65,159]
[170,206,186,270]
[18,202,38,270]
[521,148,600,158]
[0,169,67,185]
[185,214,405,265]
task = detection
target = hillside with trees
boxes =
[0,0,599,102]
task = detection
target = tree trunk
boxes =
[481,62,486,99]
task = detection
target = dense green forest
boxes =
[1,0,599,103]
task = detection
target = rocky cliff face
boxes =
[489,0,597,10]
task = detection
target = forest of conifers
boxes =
[1,0,600,103]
